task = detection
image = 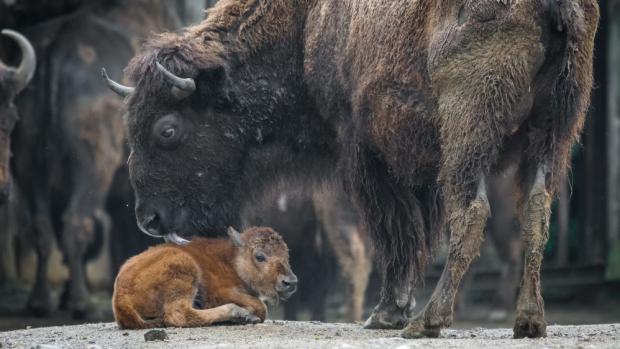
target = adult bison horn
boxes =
[101,68,134,97]
[156,62,196,99]
[1,29,36,93]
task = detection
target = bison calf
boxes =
[113,227,297,329]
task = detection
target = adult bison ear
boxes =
[227,226,245,248]
[196,65,232,104]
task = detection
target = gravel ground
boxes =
[1,321,619,349]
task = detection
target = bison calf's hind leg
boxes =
[513,167,551,339]
[402,178,490,338]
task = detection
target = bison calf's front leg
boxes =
[513,167,551,339]
[223,292,267,323]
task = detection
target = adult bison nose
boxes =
[135,203,191,245]
[135,202,170,237]
[277,273,298,296]
[136,211,165,238]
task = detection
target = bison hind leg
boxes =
[402,177,490,339]
[513,167,551,339]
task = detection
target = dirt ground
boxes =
[1,321,619,349]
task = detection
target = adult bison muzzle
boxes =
[104,0,599,339]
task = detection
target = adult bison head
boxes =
[103,32,312,243]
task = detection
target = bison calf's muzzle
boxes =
[276,273,298,300]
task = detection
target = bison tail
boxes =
[545,0,598,131]
[540,0,598,190]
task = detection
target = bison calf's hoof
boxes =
[229,305,261,324]
[401,320,441,339]
[513,315,547,339]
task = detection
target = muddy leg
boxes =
[402,178,490,338]
[513,167,551,338]
[454,265,475,319]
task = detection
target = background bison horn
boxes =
[1,29,36,94]
[101,68,135,97]
[155,61,196,99]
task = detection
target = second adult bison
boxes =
[104,0,599,339]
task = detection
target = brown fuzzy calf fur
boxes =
[113,227,296,329]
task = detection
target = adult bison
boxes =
[10,0,198,318]
[0,29,35,203]
[0,29,35,282]
[104,0,599,338]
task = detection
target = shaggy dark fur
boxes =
[117,0,599,339]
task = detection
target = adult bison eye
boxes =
[161,127,175,139]
[255,253,266,262]
[153,114,184,149]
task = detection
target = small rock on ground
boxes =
[144,329,168,341]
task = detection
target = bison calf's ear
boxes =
[227,227,244,247]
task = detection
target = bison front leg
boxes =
[347,147,430,330]
[61,96,124,320]
[26,209,55,316]
[364,270,414,329]
[402,178,490,338]
[513,167,551,338]
[61,210,100,319]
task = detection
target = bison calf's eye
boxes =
[153,114,184,149]
[255,253,266,262]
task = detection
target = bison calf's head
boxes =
[229,227,297,304]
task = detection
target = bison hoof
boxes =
[26,297,53,317]
[244,314,262,324]
[513,314,547,339]
[229,305,260,325]
[69,299,102,321]
[401,320,441,339]
[363,309,407,330]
